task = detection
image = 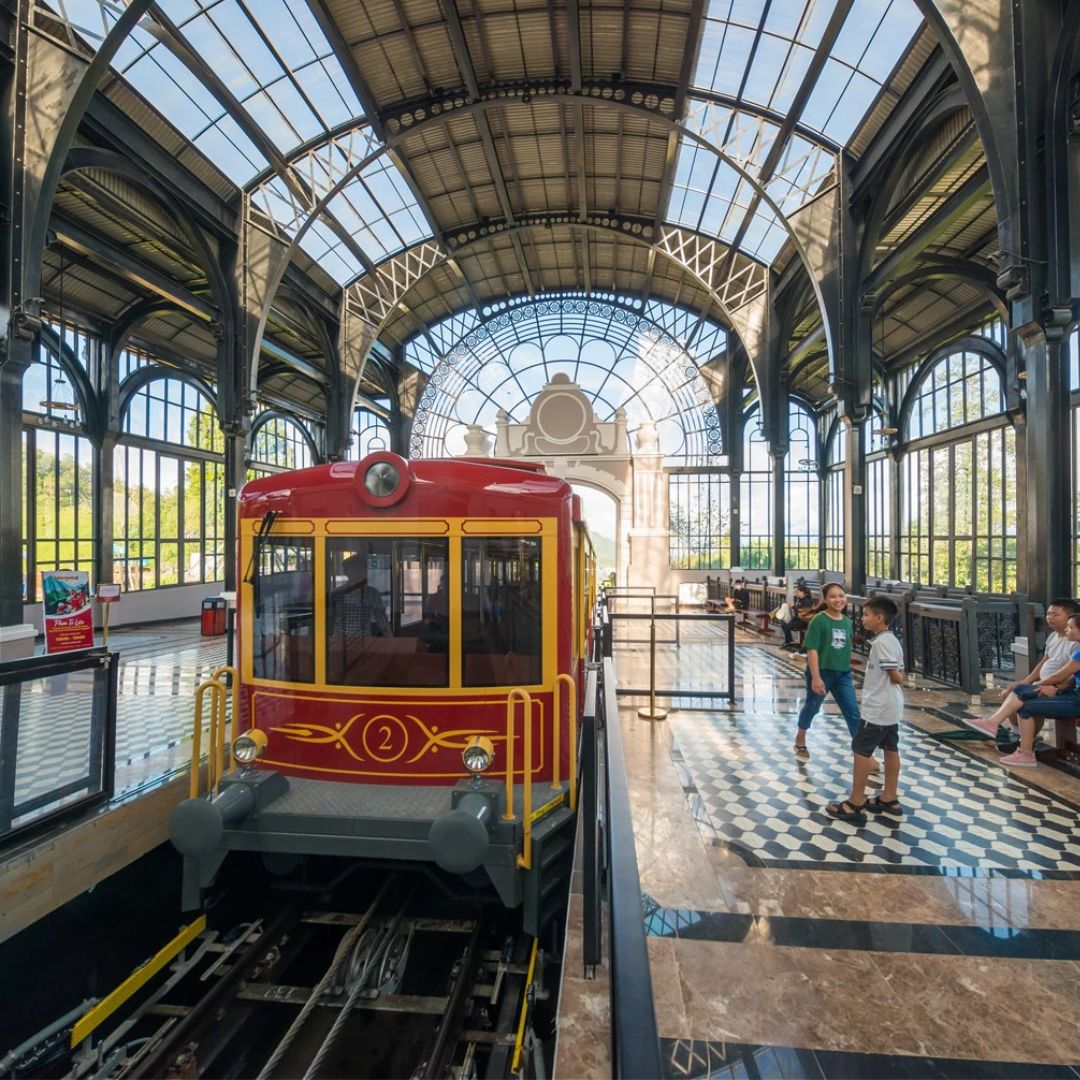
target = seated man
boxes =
[731,579,751,611]
[330,555,391,639]
[781,583,819,650]
[966,609,1080,768]
[964,597,1080,748]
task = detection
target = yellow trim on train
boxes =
[239,516,561,697]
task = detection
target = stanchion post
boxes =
[637,595,667,721]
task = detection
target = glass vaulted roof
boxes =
[407,295,727,468]
[47,0,923,285]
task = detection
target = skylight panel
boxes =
[745,34,814,112]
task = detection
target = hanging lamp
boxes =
[39,241,80,415]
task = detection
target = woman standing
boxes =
[793,583,862,756]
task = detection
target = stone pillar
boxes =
[626,421,670,591]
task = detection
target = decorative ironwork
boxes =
[976,609,1019,672]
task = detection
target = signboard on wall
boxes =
[41,570,94,653]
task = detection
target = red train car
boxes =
[171,452,595,930]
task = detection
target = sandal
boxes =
[793,743,809,757]
[826,800,866,822]
[866,795,903,816]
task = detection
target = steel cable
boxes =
[256,879,392,1080]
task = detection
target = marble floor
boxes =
[557,626,1080,1079]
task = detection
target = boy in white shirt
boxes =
[964,598,1080,745]
[827,597,905,824]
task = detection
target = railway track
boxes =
[9,873,551,1079]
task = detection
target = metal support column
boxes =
[1020,331,1070,601]
[771,449,785,576]
[0,356,30,625]
[845,419,867,592]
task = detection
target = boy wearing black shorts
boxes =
[827,597,905,824]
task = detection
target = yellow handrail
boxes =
[553,673,578,810]
[212,666,239,773]
[190,680,224,799]
[504,688,534,871]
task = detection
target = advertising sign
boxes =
[41,570,94,653]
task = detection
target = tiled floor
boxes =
[557,626,1080,1078]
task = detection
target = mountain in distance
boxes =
[589,531,617,571]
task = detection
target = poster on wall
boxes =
[41,570,95,653]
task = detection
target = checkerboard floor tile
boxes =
[670,706,1080,876]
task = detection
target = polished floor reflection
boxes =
[557,629,1080,1078]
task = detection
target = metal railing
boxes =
[189,666,239,799]
[580,655,662,1079]
[602,605,737,706]
[0,647,118,846]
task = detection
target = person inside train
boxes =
[330,554,392,639]
[420,577,450,653]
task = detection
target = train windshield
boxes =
[326,538,449,687]
[252,537,315,683]
[462,537,542,687]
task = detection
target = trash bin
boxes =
[201,597,227,636]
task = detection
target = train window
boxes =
[326,537,449,687]
[252,537,315,683]
[461,538,542,687]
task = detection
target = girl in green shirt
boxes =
[793,583,862,756]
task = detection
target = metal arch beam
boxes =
[871,258,1007,322]
[60,147,231,315]
[142,2,381,283]
[108,298,191,367]
[254,79,841,184]
[22,0,157,312]
[259,339,331,386]
[244,89,839,395]
[864,166,991,292]
[342,217,770,357]
[51,216,218,321]
[911,1,1019,277]
[440,0,534,293]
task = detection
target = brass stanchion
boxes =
[638,595,667,721]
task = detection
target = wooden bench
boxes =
[1035,718,1080,768]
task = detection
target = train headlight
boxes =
[233,729,268,764]
[462,735,495,774]
[364,460,400,498]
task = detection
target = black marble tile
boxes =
[661,1040,1080,1080]
[642,900,1080,961]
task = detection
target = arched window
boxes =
[905,348,1004,442]
[21,322,95,602]
[823,418,846,573]
[785,402,820,569]
[899,347,1015,591]
[249,414,315,477]
[116,374,224,592]
[740,413,772,570]
[348,405,391,460]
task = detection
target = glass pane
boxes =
[253,538,315,683]
[462,538,542,687]
[326,538,449,688]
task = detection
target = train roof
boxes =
[239,455,575,519]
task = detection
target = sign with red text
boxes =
[41,570,94,653]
